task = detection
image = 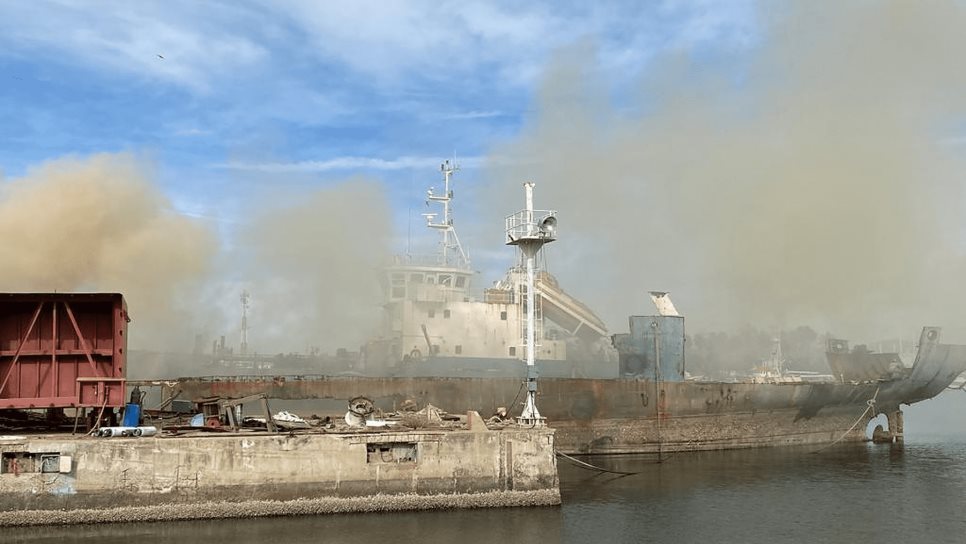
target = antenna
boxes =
[771,334,784,374]
[425,160,469,268]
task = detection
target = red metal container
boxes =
[0,293,128,410]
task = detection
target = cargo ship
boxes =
[362,161,615,380]
[173,163,966,454]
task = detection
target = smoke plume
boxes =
[236,178,391,354]
[0,153,216,349]
[0,151,392,371]
[484,2,966,341]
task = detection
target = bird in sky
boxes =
[157,54,164,59]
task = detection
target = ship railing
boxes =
[391,253,470,269]
[505,209,557,243]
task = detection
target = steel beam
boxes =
[0,302,44,396]
[63,301,102,377]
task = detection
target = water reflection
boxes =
[6,501,564,544]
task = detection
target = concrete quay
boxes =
[0,423,560,526]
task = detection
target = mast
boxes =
[423,160,469,269]
[506,182,557,426]
[771,335,784,374]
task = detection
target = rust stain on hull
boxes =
[157,327,966,454]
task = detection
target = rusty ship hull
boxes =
[167,326,966,455]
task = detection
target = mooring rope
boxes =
[86,394,111,436]
[555,451,643,475]
[810,386,879,454]
[507,380,526,418]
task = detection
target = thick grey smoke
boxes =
[484,2,966,342]
[236,178,391,354]
[0,153,216,349]
[0,153,391,373]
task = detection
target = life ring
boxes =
[409,348,423,360]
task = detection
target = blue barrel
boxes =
[121,403,141,427]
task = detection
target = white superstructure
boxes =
[364,162,611,377]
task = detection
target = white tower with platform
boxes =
[505,182,557,426]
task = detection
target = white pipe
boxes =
[524,182,534,235]
[520,181,543,423]
[133,426,157,437]
[97,426,138,437]
[526,252,535,370]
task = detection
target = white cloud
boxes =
[273,1,757,88]
[170,127,212,137]
[0,1,269,91]
[437,110,505,120]
[217,155,484,173]
[0,1,758,95]
[662,0,759,49]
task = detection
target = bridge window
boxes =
[438,274,452,287]
[428,309,435,318]
[500,311,507,320]
[391,273,406,299]
[455,276,466,288]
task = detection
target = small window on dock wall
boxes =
[500,311,507,320]
[455,345,462,354]
[509,346,516,356]
[367,442,417,464]
[443,309,451,319]
[428,309,435,318]
[2,452,64,474]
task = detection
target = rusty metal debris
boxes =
[345,396,375,427]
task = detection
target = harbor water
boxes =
[5,394,964,544]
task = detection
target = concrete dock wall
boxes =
[0,427,559,525]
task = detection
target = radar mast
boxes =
[423,160,470,269]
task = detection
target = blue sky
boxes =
[0,0,757,236]
[5,1,966,344]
